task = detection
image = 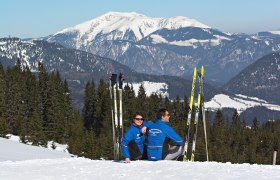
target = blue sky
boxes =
[1,0,280,38]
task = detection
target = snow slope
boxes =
[0,136,71,161]
[131,81,169,97]
[0,137,280,179]
[205,94,280,113]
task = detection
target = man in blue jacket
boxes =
[147,108,184,161]
[121,112,153,163]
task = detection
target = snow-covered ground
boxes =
[131,81,169,98]
[0,136,279,180]
[0,135,71,162]
[205,94,280,113]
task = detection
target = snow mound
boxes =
[0,136,72,162]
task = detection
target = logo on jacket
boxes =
[136,133,143,139]
[149,129,162,136]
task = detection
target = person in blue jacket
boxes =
[121,112,152,163]
[147,108,185,161]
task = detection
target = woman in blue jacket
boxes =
[121,112,152,163]
[147,108,185,161]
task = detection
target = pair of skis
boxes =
[109,73,124,160]
[182,66,205,162]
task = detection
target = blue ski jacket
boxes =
[147,120,184,161]
[121,121,153,159]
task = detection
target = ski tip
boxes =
[201,65,204,74]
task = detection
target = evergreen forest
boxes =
[0,61,279,164]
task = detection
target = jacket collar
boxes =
[157,119,169,124]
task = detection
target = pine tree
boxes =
[82,81,97,131]
[83,130,99,159]
[23,67,37,121]
[61,79,75,143]
[0,63,9,136]
[48,71,69,143]
[146,93,161,120]
[210,109,228,162]
[38,62,51,138]
[252,117,259,133]
[232,109,241,129]
[19,67,37,144]
[170,96,185,138]
[122,84,136,129]
[95,80,109,135]
[96,79,114,159]
[243,123,257,163]
[67,111,85,157]
[0,63,6,118]
[137,83,147,115]
[27,106,47,147]
[0,116,9,137]
[5,60,25,135]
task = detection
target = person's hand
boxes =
[141,126,147,134]
[124,158,131,163]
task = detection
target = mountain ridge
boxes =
[224,51,280,104]
[45,12,280,83]
[51,12,210,43]
[0,37,221,108]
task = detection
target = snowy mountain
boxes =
[224,52,280,104]
[0,37,131,73]
[1,136,280,179]
[46,12,280,83]
[47,12,209,49]
[258,30,280,38]
[211,51,280,122]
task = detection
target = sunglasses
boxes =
[134,118,144,121]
